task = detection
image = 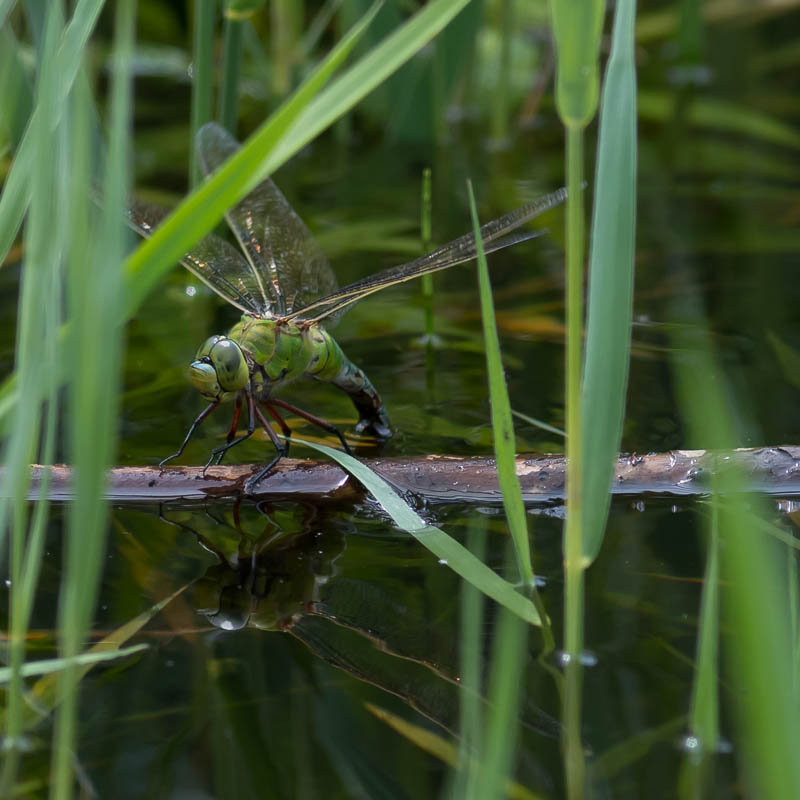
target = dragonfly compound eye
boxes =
[195,334,225,360]
[208,338,249,392]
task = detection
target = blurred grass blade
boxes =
[672,321,800,800]
[190,0,216,185]
[0,584,186,732]
[581,0,637,562]
[453,518,487,797]
[268,0,470,169]
[511,409,566,439]
[365,703,544,800]
[293,438,542,626]
[466,180,534,589]
[0,0,15,28]
[0,644,148,683]
[420,166,435,339]
[688,505,720,748]
[0,28,33,148]
[471,604,529,800]
[0,5,67,789]
[0,0,105,269]
[637,91,800,151]
[51,1,135,794]
[678,503,719,796]
[218,14,245,131]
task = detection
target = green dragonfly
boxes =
[129,122,566,493]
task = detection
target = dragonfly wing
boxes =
[285,187,568,324]
[127,196,265,314]
[196,123,338,317]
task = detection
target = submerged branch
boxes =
[21,446,800,504]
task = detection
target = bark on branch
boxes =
[20,446,800,504]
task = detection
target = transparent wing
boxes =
[284,187,568,325]
[196,122,338,316]
[126,197,266,315]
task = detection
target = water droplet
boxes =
[4,579,11,588]
[677,467,702,486]
[679,734,701,753]
[556,649,598,668]
[185,285,197,297]
[580,650,598,667]
[438,558,448,566]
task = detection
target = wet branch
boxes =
[22,446,800,504]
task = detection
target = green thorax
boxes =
[227,314,345,396]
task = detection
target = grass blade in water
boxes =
[291,439,542,626]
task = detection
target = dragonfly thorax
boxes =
[190,335,249,402]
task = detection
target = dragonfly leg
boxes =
[261,402,292,457]
[225,394,243,443]
[244,404,290,494]
[203,391,256,473]
[160,402,219,468]
[271,397,352,455]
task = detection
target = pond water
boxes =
[5,4,800,797]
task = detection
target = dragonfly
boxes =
[129,122,566,494]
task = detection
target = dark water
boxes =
[6,4,800,797]
[14,497,728,798]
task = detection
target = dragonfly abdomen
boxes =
[307,327,392,439]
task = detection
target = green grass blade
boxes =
[123,0,384,318]
[551,3,607,797]
[292,438,542,626]
[466,180,534,588]
[549,0,604,127]
[581,0,637,562]
[123,0,470,318]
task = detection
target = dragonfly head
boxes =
[190,335,249,402]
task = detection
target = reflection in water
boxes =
[160,501,560,744]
